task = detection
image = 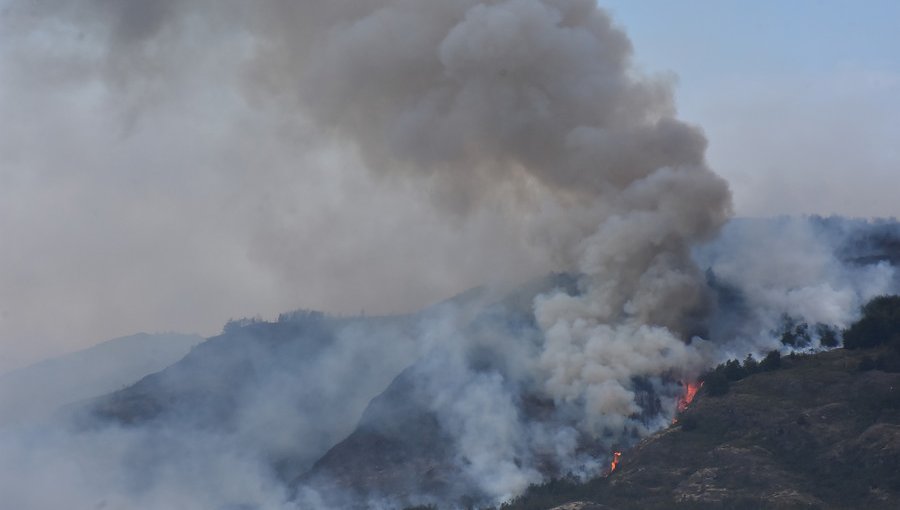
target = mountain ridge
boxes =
[0,332,201,427]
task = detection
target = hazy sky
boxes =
[0,1,898,372]
[604,0,900,217]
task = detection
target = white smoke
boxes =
[3,0,731,505]
[695,216,899,356]
[243,0,731,470]
[4,1,896,509]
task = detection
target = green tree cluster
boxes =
[843,295,900,350]
[700,350,782,396]
[778,317,840,349]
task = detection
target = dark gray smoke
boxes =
[7,0,727,210]
[245,1,732,456]
[230,1,732,485]
[22,1,898,509]
[24,0,733,440]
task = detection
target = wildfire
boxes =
[676,381,703,414]
[608,451,622,475]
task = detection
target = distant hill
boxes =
[0,332,201,427]
[85,311,425,482]
[85,274,577,486]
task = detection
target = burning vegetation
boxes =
[677,381,702,414]
[608,451,622,475]
[497,337,900,510]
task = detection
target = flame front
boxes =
[677,381,702,413]
[609,451,622,474]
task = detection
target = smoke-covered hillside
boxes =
[293,216,900,508]
[490,345,900,510]
[1,216,897,509]
[0,332,201,427]
[1,1,897,509]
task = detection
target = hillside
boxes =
[84,313,421,481]
[501,347,900,510]
[76,268,900,509]
[84,274,577,484]
[55,220,900,509]
[0,332,201,427]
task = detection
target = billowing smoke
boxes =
[696,216,899,356]
[243,0,732,497]
[1,1,894,509]
[53,0,730,442]
[259,0,731,484]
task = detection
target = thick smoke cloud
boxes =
[1,0,733,504]
[0,311,430,509]
[244,0,732,485]
[260,0,730,447]
[4,0,729,457]
[0,0,551,372]
[696,217,899,356]
[292,1,709,207]
[3,216,896,509]
[12,1,896,509]
[6,0,726,211]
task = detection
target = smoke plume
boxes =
[78,0,733,442]
[236,0,733,483]
[12,1,898,509]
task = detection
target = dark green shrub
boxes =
[817,323,840,348]
[499,476,586,510]
[722,359,746,381]
[858,356,877,371]
[844,295,900,350]
[680,414,699,431]
[703,370,730,396]
[844,317,890,349]
[742,354,759,374]
[780,317,812,348]
[759,350,781,371]
[876,352,900,373]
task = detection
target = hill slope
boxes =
[503,347,900,510]
[83,275,576,483]
[0,332,201,427]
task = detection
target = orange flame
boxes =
[608,451,622,474]
[676,381,702,414]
